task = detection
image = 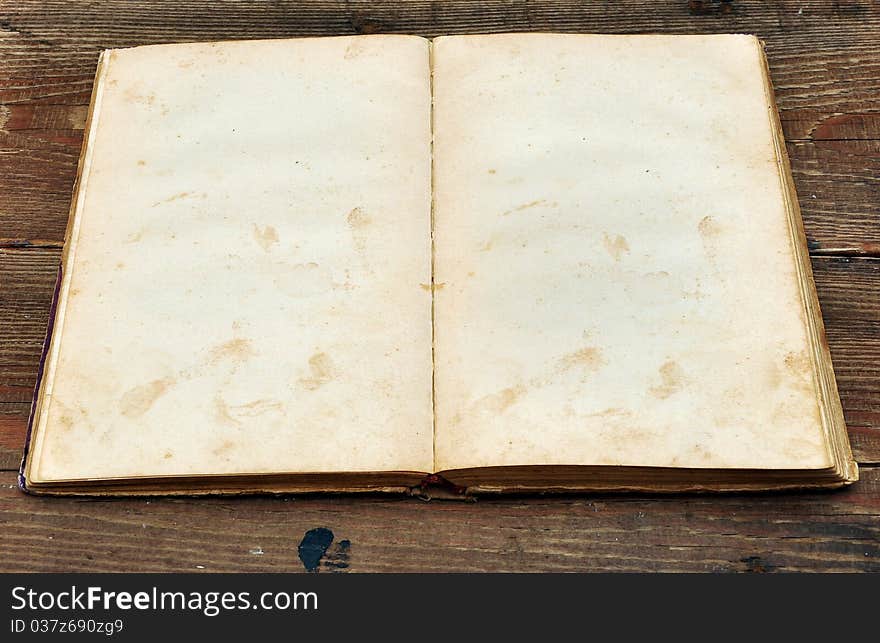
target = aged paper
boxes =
[30,36,434,481]
[432,34,831,472]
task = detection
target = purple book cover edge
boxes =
[18,261,63,494]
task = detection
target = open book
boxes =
[21,33,857,496]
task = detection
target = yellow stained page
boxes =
[30,36,434,481]
[432,34,830,472]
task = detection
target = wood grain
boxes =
[0,249,58,406]
[1,468,878,572]
[0,405,30,470]
[789,141,880,255]
[1,0,878,572]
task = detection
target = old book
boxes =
[21,33,857,496]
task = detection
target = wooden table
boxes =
[1,1,878,572]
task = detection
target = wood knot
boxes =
[688,0,734,16]
[349,13,386,34]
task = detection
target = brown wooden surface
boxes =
[1,0,878,572]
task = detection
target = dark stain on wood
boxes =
[322,539,351,572]
[739,555,776,573]
[297,527,334,572]
[688,0,735,16]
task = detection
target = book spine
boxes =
[410,473,469,500]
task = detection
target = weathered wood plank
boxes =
[0,405,29,471]
[0,1,877,48]
[0,129,81,245]
[0,249,59,407]
[782,111,880,142]
[789,140,880,254]
[0,468,877,572]
[1,250,877,464]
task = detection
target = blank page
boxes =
[431,34,830,472]
[30,36,434,481]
